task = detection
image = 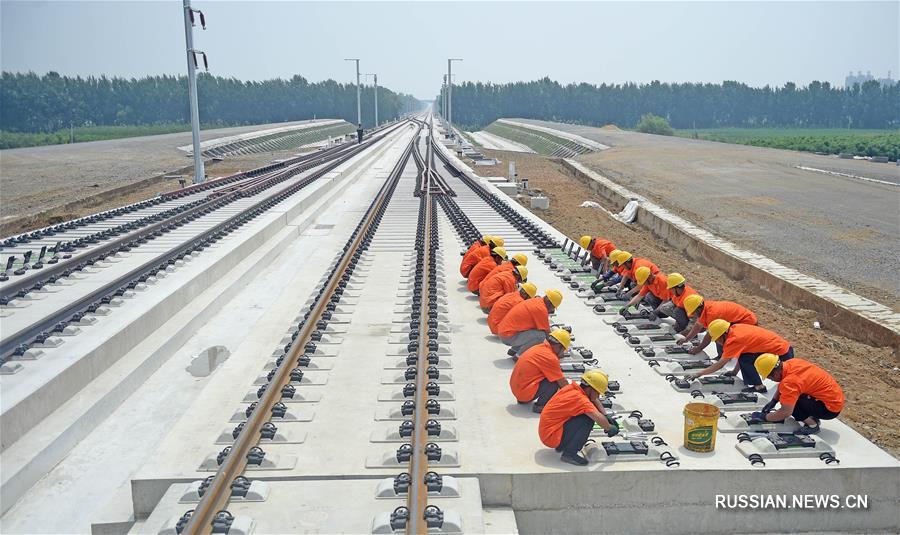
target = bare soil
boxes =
[477,149,900,458]
[0,150,301,236]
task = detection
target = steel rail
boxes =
[182,121,422,535]
[0,124,407,360]
[407,164,433,535]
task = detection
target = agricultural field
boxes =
[674,127,900,160]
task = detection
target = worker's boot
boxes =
[507,348,517,358]
[560,452,589,466]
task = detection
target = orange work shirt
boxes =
[488,291,525,334]
[464,239,482,256]
[498,297,551,339]
[639,273,671,300]
[778,359,845,413]
[460,244,489,277]
[538,383,597,448]
[481,261,514,289]
[622,257,659,280]
[510,341,565,402]
[590,239,616,260]
[698,300,758,328]
[671,284,698,309]
[721,323,790,359]
[479,270,518,309]
[467,256,500,292]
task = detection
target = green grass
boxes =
[674,128,900,160]
[0,123,201,149]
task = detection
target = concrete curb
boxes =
[561,159,900,352]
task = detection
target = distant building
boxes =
[845,70,895,88]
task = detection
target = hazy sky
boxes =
[1,1,897,99]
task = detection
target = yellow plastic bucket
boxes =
[683,402,720,452]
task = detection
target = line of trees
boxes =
[437,78,900,130]
[1,71,421,133]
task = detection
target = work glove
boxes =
[723,369,738,377]
[761,398,778,413]
[674,334,686,344]
[747,412,767,425]
[685,374,699,382]
[615,291,626,300]
[605,424,620,438]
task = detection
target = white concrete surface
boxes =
[0,126,418,532]
[469,131,536,153]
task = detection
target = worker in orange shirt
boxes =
[538,370,619,466]
[467,247,507,293]
[578,235,616,273]
[653,273,697,331]
[460,236,503,278]
[480,253,528,290]
[622,266,670,316]
[498,290,563,357]
[488,283,537,335]
[686,320,794,393]
[462,235,489,257]
[591,249,626,293]
[615,251,659,299]
[510,329,571,412]
[749,354,845,435]
[480,265,528,311]
[678,295,758,357]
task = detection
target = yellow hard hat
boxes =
[618,251,633,263]
[489,236,505,247]
[545,289,563,309]
[548,328,572,350]
[684,294,704,316]
[482,235,492,244]
[666,272,686,289]
[579,235,592,250]
[754,353,779,379]
[491,246,507,259]
[515,265,528,281]
[635,266,652,285]
[521,282,538,298]
[608,249,622,265]
[512,253,528,266]
[581,369,609,393]
[707,319,731,342]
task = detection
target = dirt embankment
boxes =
[476,149,900,458]
[1,150,301,237]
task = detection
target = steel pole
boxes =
[183,0,204,183]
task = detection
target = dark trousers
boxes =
[792,394,840,422]
[533,379,561,407]
[555,414,594,455]
[738,347,795,386]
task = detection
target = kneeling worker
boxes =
[686,319,793,393]
[678,295,758,356]
[578,235,616,273]
[749,354,844,435]
[480,265,528,311]
[498,290,563,356]
[467,247,507,293]
[510,329,571,413]
[539,370,620,466]
[460,236,503,278]
[488,283,537,335]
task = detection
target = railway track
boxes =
[0,121,407,366]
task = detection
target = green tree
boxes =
[635,113,674,135]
